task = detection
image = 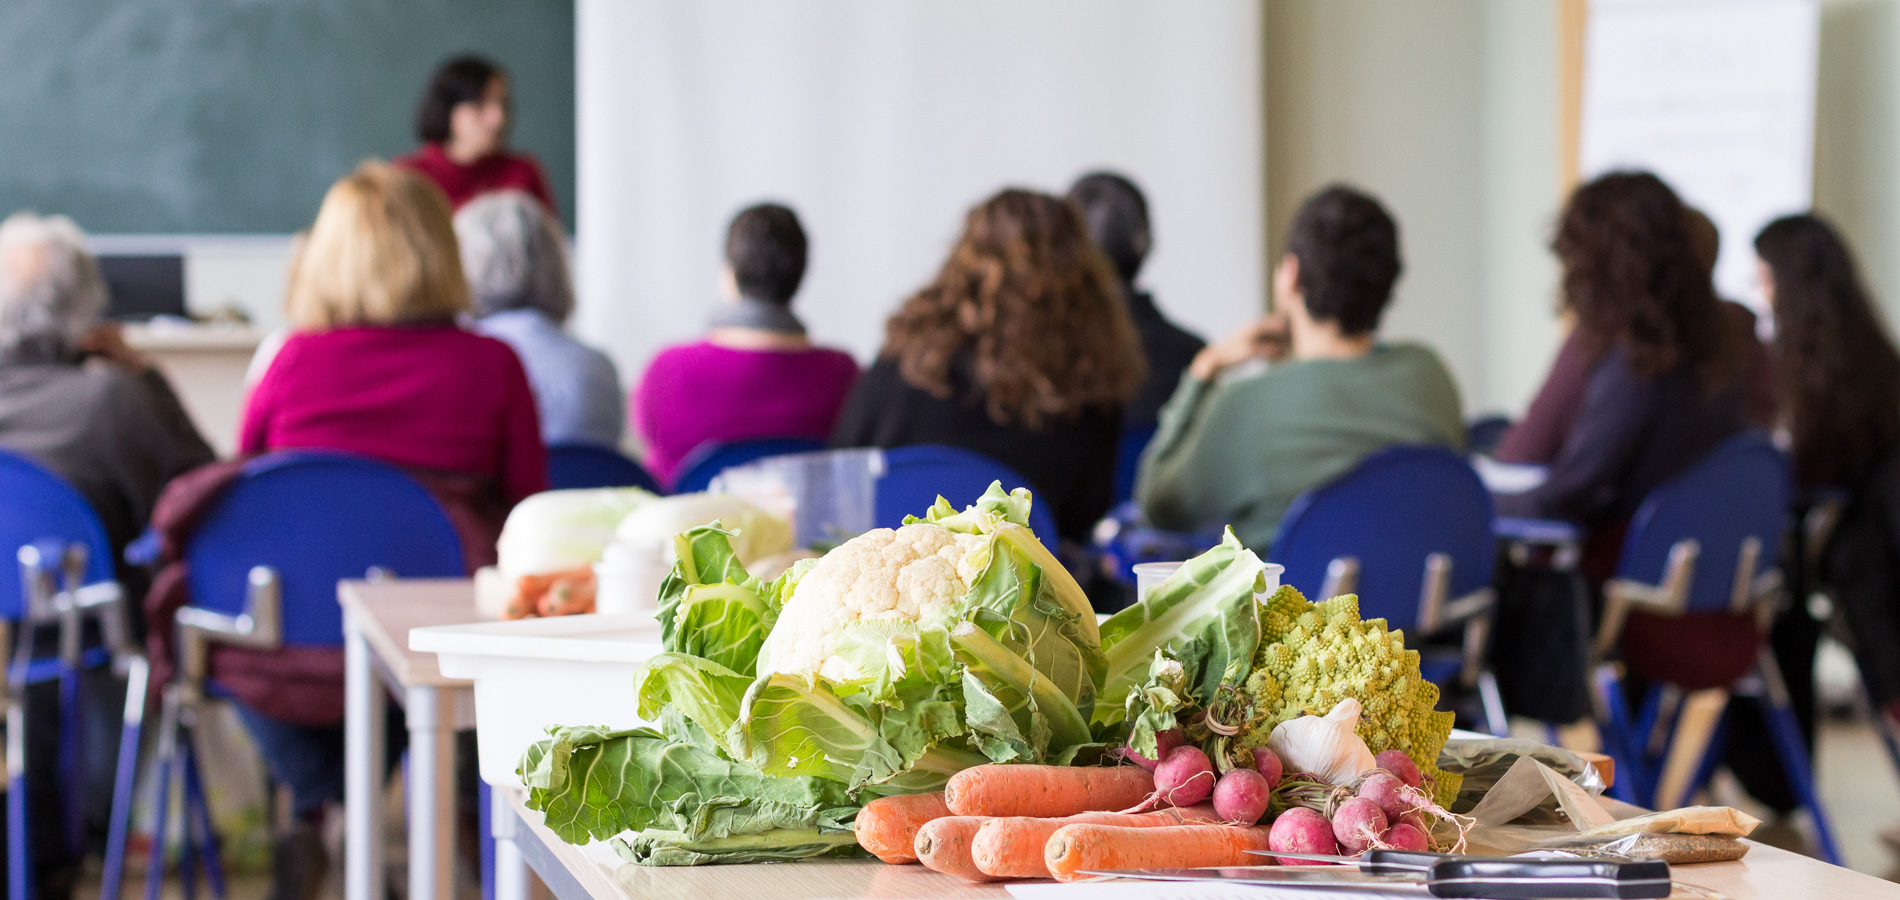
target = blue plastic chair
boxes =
[1270,445,1505,734]
[671,437,826,495]
[149,451,466,900]
[1111,424,1157,507]
[1586,432,1840,861]
[875,445,1062,543]
[0,449,142,900]
[545,443,660,493]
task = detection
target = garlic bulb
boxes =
[1265,698,1378,785]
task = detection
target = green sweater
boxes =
[1134,342,1465,551]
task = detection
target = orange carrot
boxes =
[913,816,993,882]
[944,765,1154,818]
[1044,823,1274,883]
[970,805,1223,879]
[856,792,952,864]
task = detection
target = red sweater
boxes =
[240,325,548,505]
[393,142,558,213]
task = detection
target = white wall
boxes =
[573,0,1266,384]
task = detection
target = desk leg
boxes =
[406,685,456,900]
[489,789,529,900]
[343,611,386,900]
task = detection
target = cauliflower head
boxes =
[1236,587,1460,803]
[759,523,989,683]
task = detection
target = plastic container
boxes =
[410,614,665,786]
[711,448,881,547]
[1131,561,1285,603]
[593,539,669,616]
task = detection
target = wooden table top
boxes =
[337,577,485,689]
[501,787,1900,900]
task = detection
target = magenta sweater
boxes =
[240,325,548,505]
[634,340,859,486]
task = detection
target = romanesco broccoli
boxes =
[1236,586,1460,804]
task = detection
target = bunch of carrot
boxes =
[502,567,596,619]
[854,764,1276,883]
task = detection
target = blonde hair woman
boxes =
[234,162,547,897]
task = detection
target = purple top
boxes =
[634,340,860,486]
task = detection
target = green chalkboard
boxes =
[0,0,573,234]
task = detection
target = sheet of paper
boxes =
[1007,881,1419,900]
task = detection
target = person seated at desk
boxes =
[1135,185,1463,551]
[831,188,1145,544]
[1496,204,1773,466]
[0,211,214,576]
[635,203,858,487]
[1492,172,1748,573]
[1066,171,1205,429]
[395,55,557,214]
[458,190,624,448]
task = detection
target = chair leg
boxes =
[100,657,148,900]
[7,688,32,900]
[1683,711,1731,806]
[1757,652,1843,866]
[183,746,226,900]
[144,692,182,900]
[480,783,496,900]
[1652,688,1729,813]
[1477,671,1508,738]
[1592,664,1641,805]
[57,663,81,858]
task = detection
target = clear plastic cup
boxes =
[1132,561,1184,602]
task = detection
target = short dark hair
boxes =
[1285,185,1401,335]
[417,55,503,144]
[726,203,808,304]
[1066,171,1151,284]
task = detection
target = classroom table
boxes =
[340,578,501,900]
[493,783,1900,900]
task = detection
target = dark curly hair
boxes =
[416,55,503,144]
[1553,171,1737,387]
[1757,214,1900,488]
[726,203,808,304]
[1285,185,1402,335]
[881,189,1146,429]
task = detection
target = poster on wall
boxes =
[1579,0,1820,312]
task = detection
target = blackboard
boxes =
[0,0,573,234]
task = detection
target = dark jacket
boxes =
[0,345,215,563]
[830,357,1122,543]
[1125,290,1206,428]
[1821,451,1900,708]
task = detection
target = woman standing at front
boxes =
[395,55,557,213]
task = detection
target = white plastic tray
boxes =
[410,613,665,786]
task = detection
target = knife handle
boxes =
[1359,850,1462,875]
[1427,859,1673,899]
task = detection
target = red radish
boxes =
[1267,807,1339,864]
[1374,750,1421,788]
[1126,730,1186,771]
[1330,798,1387,854]
[1383,822,1430,852]
[1211,768,1272,825]
[1153,746,1216,807]
[1398,810,1432,835]
[1252,747,1284,790]
[1357,772,1412,821]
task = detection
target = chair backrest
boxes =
[672,437,826,494]
[0,449,115,621]
[876,444,1062,542]
[1270,445,1496,628]
[1616,431,1791,613]
[184,451,465,647]
[546,443,660,492]
[1112,424,1158,507]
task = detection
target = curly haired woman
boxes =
[831,188,1145,543]
[1495,172,1748,552]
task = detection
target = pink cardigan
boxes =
[240,325,548,505]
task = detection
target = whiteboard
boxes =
[1579,0,1820,309]
[572,0,1264,381]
